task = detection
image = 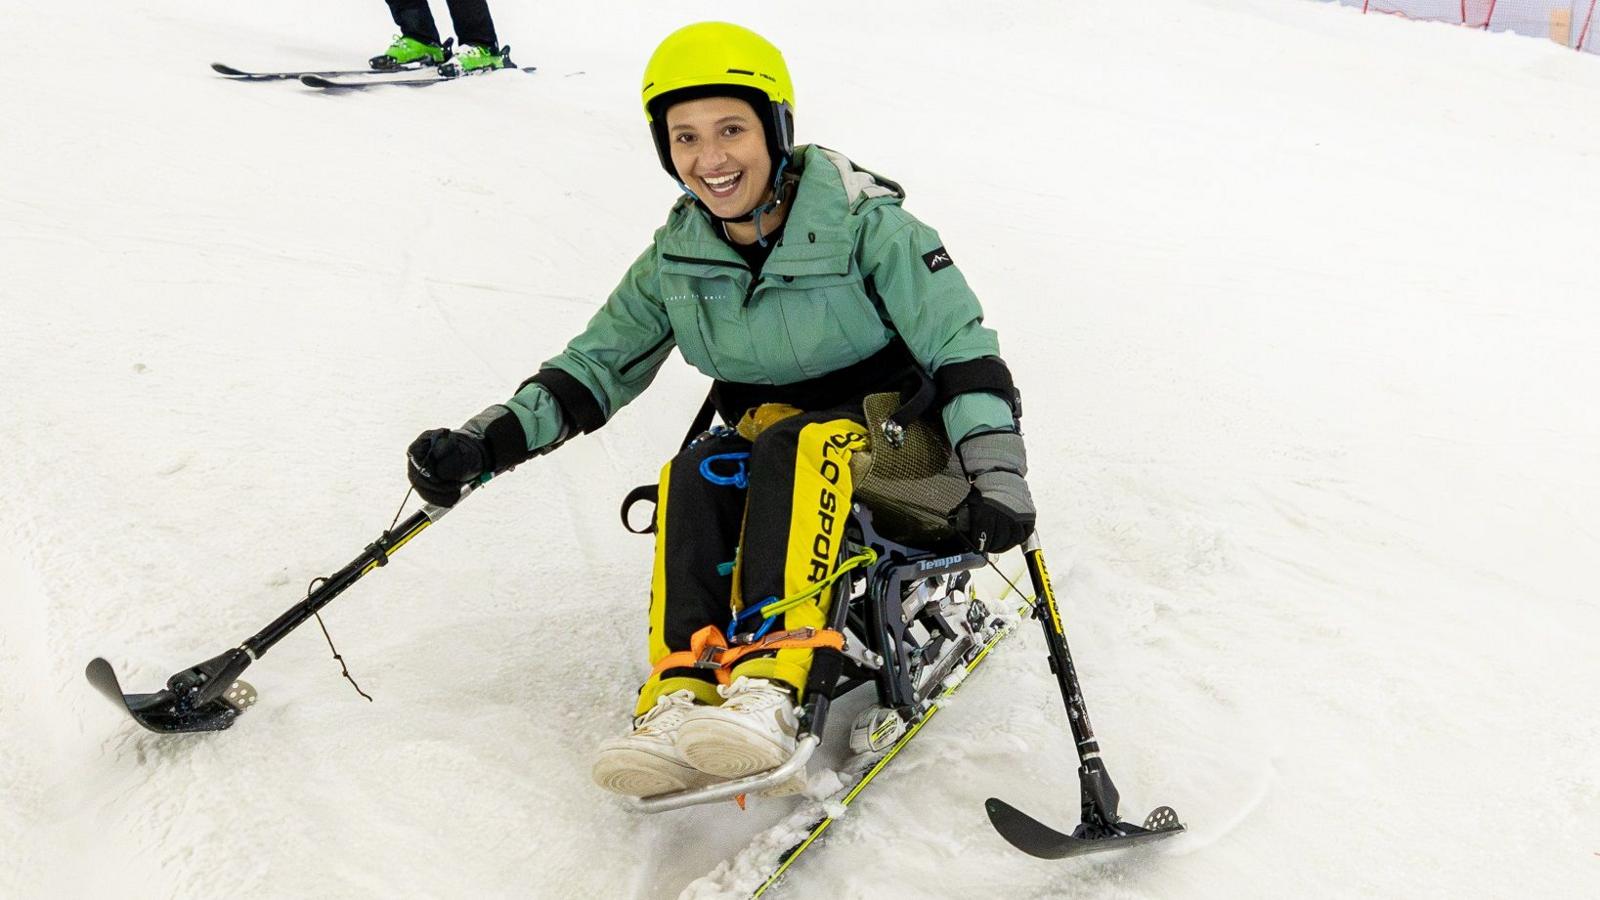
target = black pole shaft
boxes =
[1022,542,1098,752]
[1021,536,1122,826]
[166,482,486,711]
[240,509,435,659]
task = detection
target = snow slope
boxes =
[3,0,1598,897]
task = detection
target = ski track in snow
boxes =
[6,0,1600,897]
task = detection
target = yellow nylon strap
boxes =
[735,403,804,441]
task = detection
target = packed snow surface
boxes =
[3,1,1598,897]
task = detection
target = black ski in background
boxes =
[211,62,434,81]
[300,65,537,90]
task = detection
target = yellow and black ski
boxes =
[749,568,1032,897]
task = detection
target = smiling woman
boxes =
[402,20,1034,802]
[666,97,780,239]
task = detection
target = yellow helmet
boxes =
[641,22,795,182]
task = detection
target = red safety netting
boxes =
[1347,0,1600,52]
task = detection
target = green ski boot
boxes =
[369,35,450,71]
[440,43,513,77]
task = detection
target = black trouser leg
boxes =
[442,0,500,49]
[384,0,443,45]
[634,431,750,716]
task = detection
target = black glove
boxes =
[950,431,1036,553]
[407,427,489,508]
[407,405,538,507]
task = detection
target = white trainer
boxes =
[676,677,801,788]
[591,690,713,798]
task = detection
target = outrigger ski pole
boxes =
[85,479,488,734]
[985,534,1186,858]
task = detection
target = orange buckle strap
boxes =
[650,624,845,685]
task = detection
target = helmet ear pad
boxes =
[649,84,793,184]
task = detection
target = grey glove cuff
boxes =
[975,468,1035,518]
[957,431,1034,517]
[460,405,532,473]
[459,405,509,440]
[956,430,1028,479]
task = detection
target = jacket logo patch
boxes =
[922,246,954,273]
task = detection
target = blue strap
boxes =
[699,452,751,488]
[753,156,791,249]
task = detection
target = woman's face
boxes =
[666,96,773,220]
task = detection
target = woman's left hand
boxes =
[950,432,1036,553]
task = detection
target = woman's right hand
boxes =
[407,428,489,508]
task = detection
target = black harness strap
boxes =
[620,484,660,534]
[522,368,607,435]
[619,392,716,535]
[617,348,1022,535]
[682,394,717,449]
[707,339,923,424]
[934,356,1022,419]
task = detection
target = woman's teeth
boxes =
[704,172,742,196]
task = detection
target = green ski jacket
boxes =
[502,145,1017,455]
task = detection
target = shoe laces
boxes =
[716,677,795,714]
[633,689,699,734]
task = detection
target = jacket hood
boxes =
[799,145,905,213]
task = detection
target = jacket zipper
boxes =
[661,252,749,273]
[620,334,674,377]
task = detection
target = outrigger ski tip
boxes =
[986,797,1185,859]
[85,655,257,734]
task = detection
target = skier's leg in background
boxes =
[384,0,444,45]
[441,0,500,50]
[632,430,751,717]
[371,0,451,68]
